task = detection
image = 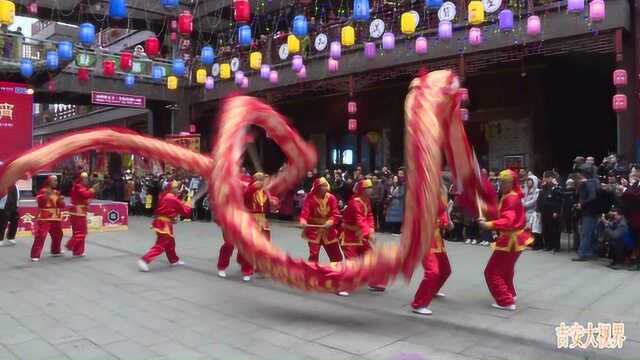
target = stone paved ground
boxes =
[0,217,638,360]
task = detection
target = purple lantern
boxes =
[468,27,482,46]
[415,37,428,54]
[328,58,339,73]
[292,55,303,72]
[260,64,271,79]
[364,41,376,59]
[205,76,214,90]
[235,70,245,86]
[527,16,541,37]
[498,9,514,32]
[382,32,395,50]
[269,70,279,84]
[567,0,585,14]
[438,21,452,40]
[330,41,341,60]
[241,77,249,88]
[297,65,306,79]
[589,0,605,22]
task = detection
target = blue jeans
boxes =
[578,215,597,258]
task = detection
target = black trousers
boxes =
[541,213,561,251]
[0,209,18,240]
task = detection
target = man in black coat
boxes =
[0,183,19,246]
[538,171,564,253]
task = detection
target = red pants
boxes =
[66,215,87,256]
[411,252,451,309]
[342,241,386,288]
[31,220,63,259]
[217,241,254,275]
[308,241,343,263]
[484,250,521,307]
[142,233,179,264]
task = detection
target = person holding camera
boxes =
[602,207,629,270]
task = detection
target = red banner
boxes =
[0,82,33,162]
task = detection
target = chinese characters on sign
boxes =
[0,82,33,161]
[91,91,146,108]
[556,322,625,350]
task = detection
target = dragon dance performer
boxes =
[31,175,65,262]
[411,197,452,316]
[479,169,533,311]
[341,179,386,292]
[65,172,99,257]
[138,180,192,272]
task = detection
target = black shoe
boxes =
[572,257,589,262]
[628,265,640,272]
[607,264,624,270]
[544,248,553,252]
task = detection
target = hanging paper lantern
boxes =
[250,52,262,70]
[172,58,185,77]
[152,65,165,82]
[341,26,355,46]
[0,0,15,26]
[567,0,585,14]
[269,70,278,84]
[201,46,215,65]
[401,12,417,35]
[415,37,428,54]
[348,101,357,114]
[241,77,249,89]
[167,75,178,90]
[330,41,341,60]
[425,0,443,10]
[58,41,73,61]
[235,70,245,86]
[27,1,37,15]
[234,0,251,23]
[527,15,541,37]
[170,19,177,31]
[460,108,469,121]
[438,21,452,40]
[382,32,395,50]
[613,94,627,112]
[292,55,304,72]
[353,0,370,22]
[103,59,116,77]
[288,34,300,53]
[613,69,628,87]
[109,0,127,20]
[293,15,308,38]
[297,65,306,79]
[589,0,605,22]
[170,32,178,43]
[364,41,376,59]
[205,76,215,90]
[120,51,133,72]
[47,80,56,93]
[46,51,59,71]
[20,59,33,78]
[178,11,193,36]
[78,23,96,47]
[196,68,207,84]
[498,9,513,32]
[348,118,357,132]
[260,64,271,79]
[124,73,135,88]
[459,88,470,103]
[220,63,231,79]
[468,1,485,25]
[145,36,159,57]
[77,68,90,83]
[239,25,252,47]
[328,58,339,72]
[468,27,482,46]
[161,0,179,9]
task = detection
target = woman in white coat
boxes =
[523,174,542,249]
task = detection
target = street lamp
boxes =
[165,104,180,135]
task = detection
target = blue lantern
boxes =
[78,23,96,47]
[238,25,252,47]
[292,15,308,37]
[124,73,135,88]
[172,59,185,77]
[353,0,371,22]
[46,51,59,71]
[109,0,127,20]
[161,0,179,9]
[152,65,165,82]
[20,59,33,78]
[425,0,443,10]
[57,41,73,61]
[201,46,215,65]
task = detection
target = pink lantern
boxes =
[460,108,469,121]
[459,88,469,103]
[348,101,357,114]
[382,32,395,50]
[438,21,452,40]
[205,76,214,90]
[241,77,249,88]
[589,0,605,22]
[235,70,245,86]
[328,58,339,73]
[260,64,271,79]
[364,42,376,59]
[613,94,627,112]
[330,41,341,60]
[613,69,628,87]
[297,65,306,79]
[292,55,303,72]
[28,1,38,15]
[527,16,541,37]
[348,118,357,132]
[468,27,482,46]
[189,124,197,133]
[415,36,428,54]
[269,70,278,84]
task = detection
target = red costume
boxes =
[141,182,192,265]
[483,170,533,307]
[65,174,95,256]
[411,200,452,310]
[31,177,65,260]
[300,177,343,263]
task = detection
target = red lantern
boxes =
[613,94,627,112]
[178,11,193,36]
[120,51,133,72]
[145,36,160,57]
[459,88,470,103]
[348,118,357,132]
[77,68,90,83]
[347,101,357,114]
[234,0,251,23]
[103,59,116,77]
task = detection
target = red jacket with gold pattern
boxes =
[152,192,192,238]
[341,195,374,246]
[486,191,533,252]
[300,193,340,244]
[36,187,65,221]
[69,182,95,217]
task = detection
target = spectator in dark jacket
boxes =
[0,183,19,246]
[573,165,600,261]
[603,207,629,270]
[538,171,564,252]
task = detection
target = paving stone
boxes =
[102,340,159,360]
[5,338,68,360]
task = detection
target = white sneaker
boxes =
[491,303,516,311]
[8,240,16,245]
[435,292,446,298]
[217,270,227,278]
[31,258,40,262]
[171,260,185,267]
[336,291,350,297]
[412,307,433,316]
[242,275,251,282]
[73,253,86,258]
[51,252,64,257]
[471,240,478,245]
[465,239,472,244]
[137,259,150,272]
[0,240,7,247]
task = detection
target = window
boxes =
[342,149,353,165]
[331,149,339,165]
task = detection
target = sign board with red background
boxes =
[0,82,33,162]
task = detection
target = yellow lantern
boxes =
[287,34,300,54]
[220,63,231,80]
[468,0,485,25]
[400,12,417,35]
[250,51,262,70]
[196,68,207,84]
[167,76,178,90]
[0,0,15,26]
[341,25,355,46]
